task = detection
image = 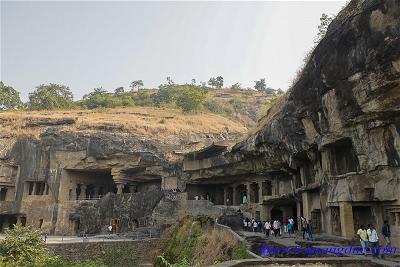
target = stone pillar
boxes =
[223,187,228,205]
[245,182,251,205]
[232,185,237,205]
[273,177,279,196]
[116,183,124,194]
[93,186,99,198]
[302,192,311,220]
[297,200,302,231]
[258,181,263,204]
[70,185,77,200]
[32,182,37,195]
[339,202,354,239]
[79,184,87,200]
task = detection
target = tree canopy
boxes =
[154,84,206,113]
[130,80,144,91]
[0,82,22,110]
[254,78,267,91]
[315,13,334,44]
[27,84,74,110]
[81,87,134,109]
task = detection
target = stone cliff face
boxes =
[0,123,238,234]
[182,0,400,244]
[232,0,400,202]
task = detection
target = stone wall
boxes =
[47,239,162,265]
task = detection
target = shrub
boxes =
[0,225,59,267]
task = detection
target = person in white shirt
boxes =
[108,225,113,235]
[253,221,258,232]
[367,224,379,258]
[264,221,271,238]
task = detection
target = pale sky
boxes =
[1,1,345,101]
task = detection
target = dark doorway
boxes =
[0,188,7,201]
[20,217,27,227]
[271,208,283,222]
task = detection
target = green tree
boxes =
[166,77,174,86]
[28,84,74,110]
[215,76,224,89]
[133,91,155,106]
[315,13,333,44]
[114,87,125,96]
[0,82,22,110]
[0,225,59,266]
[82,88,134,109]
[254,78,267,91]
[175,86,206,113]
[207,78,217,89]
[130,80,144,91]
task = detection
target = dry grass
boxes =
[0,107,247,139]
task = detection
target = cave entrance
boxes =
[186,184,224,204]
[324,138,360,176]
[271,209,283,222]
[0,215,18,231]
[65,169,115,200]
[235,184,246,205]
[250,182,260,203]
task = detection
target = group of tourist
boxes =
[356,220,391,258]
[242,217,296,238]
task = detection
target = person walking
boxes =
[381,220,391,247]
[108,225,113,235]
[265,220,271,238]
[367,225,379,258]
[301,217,307,240]
[283,218,288,233]
[253,220,258,232]
[273,220,280,238]
[306,220,313,240]
[242,193,248,205]
[357,224,368,256]
[287,220,293,237]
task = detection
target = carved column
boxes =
[258,181,263,204]
[79,184,87,200]
[223,187,227,205]
[245,182,251,205]
[32,182,37,195]
[339,202,355,239]
[116,183,124,194]
[70,185,77,200]
[232,185,237,205]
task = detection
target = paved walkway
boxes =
[236,230,400,267]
